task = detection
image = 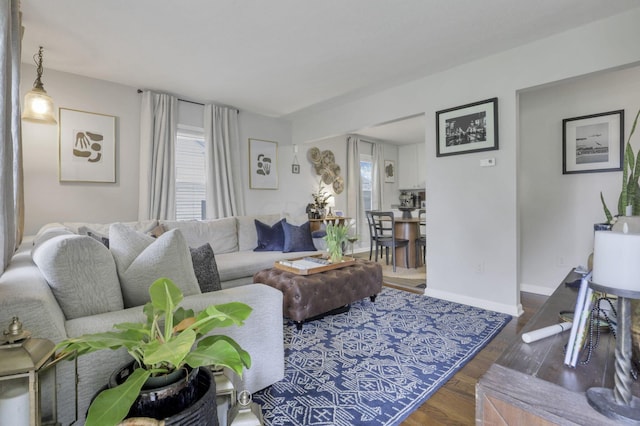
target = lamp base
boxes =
[586,387,640,424]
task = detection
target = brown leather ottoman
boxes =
[253,259,383,329]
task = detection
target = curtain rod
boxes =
[136,89,239,113]
[137,89,203,106]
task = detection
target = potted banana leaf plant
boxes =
[54,277,252,426]
[601,109,640,224]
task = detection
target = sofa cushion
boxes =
[160,218,238,254]
[78,226,110,247]
[31,226,75,254]
[109,224,201,308]
[236,214,282,251]
[32,234,123,320]
[190,243,221,292]
[216,250,320,283]
[254,219,285,252]
[282,220,317,253]
[64,220,158,236]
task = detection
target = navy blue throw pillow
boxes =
[282,220,317,253]
[254,219,285,251]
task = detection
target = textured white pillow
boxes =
[32,234,123,320]
[109,224,201,308]
[160,218,238,254]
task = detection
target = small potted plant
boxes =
[324,222,350,263]
[54,277,252,426]
[601,109,640,224]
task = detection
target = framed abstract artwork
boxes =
[562,110,624,174]
[436,97,499,157]
[59,108,116,182]
[384,160,395,183]
[249,138,278,189]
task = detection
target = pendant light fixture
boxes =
[22,46,57,124]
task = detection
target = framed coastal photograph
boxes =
[59,108,116,182]
[436,97,498,157]
[384,160,395,183]
[562,110,624,174]
[249,138,278,189]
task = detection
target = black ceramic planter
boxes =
[108,363,218,425]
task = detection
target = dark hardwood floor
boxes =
[399,290,548,425]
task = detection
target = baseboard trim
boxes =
[424,287,523,317]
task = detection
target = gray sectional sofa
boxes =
[0,213,323,424]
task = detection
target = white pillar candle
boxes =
[593,229,640,292]
[0,379,29,426]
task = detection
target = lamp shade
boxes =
[22,87,57,124]
[593,229,640,292]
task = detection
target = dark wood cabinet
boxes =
[476,270,639,425]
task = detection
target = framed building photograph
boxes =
[384,160,395,183]
[436,97,499,157]
[249,138,278,189]
[562,110,624,174]
[59,108,116,182]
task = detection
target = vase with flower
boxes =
[324,223,350,263]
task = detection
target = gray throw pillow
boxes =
[32,234,123,320]
[190,244,222,292]
[109,223,201,308]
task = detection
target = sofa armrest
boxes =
[0,244,67,343]
[181,284,285,393]
[59,284,284,424]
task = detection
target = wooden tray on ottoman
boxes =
[274,254,355,275]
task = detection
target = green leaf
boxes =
[85,368,150,426]
[600,192,613,223]
[54,330,147,358]
[174,307,195,324]
[185,339,248,376]
[144,328,196,368]
[149,278,182,312]
[198,335,251,369]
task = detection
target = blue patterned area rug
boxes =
[253,287,512,426]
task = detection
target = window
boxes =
[175,127,206,220]
[360,154,373,212]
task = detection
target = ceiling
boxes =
[354,115,426,146]
[21,1,639,124]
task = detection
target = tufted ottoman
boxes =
[253,259,383,329]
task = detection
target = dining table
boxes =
[389,217,424,269]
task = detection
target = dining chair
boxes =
[416,209,426,265]
[370,211,409,272]
[365,210,382,261]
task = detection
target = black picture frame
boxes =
[436,97,498,157]
[562,110,624,174]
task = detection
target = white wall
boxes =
[21,68,303,234]
[519,65,640,295]
[21,65,141,235]
[287,9,640,315]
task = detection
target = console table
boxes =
[476,269,640,425]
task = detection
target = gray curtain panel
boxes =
[346,135,362,237]
[0,0,23,272]
[138,90,178,220]
[204,104,245,218]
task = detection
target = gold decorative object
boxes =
[321,168,335,185]
[333,176,345,194]
[307,147,321,164]
[321,150,335,166]
[0,317,57,426]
